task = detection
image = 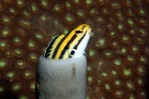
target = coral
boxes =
[0,0,149,99]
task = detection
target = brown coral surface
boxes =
[0,0,149,99]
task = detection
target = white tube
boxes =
[36,55,87,99]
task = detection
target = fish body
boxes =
[44,24,91,59]
[36,24,91,99]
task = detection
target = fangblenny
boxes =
[44,24,92,59]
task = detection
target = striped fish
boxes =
[44,24,92,59]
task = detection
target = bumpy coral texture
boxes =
[0,0,149,99]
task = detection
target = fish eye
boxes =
[75,30,82,34]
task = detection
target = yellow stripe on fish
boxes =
[44,24,92,59]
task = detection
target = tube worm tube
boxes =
[36,55,87,99]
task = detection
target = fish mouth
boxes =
[87,27,92,34]
[87,27,94,37]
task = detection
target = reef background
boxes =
[0,0,149,99]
